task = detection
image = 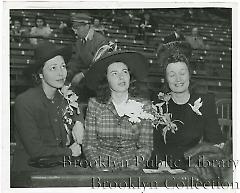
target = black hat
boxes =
[28,42,72,74]
[85,50,149,90]
[162,41,192,61]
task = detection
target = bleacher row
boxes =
[10,9,232,100]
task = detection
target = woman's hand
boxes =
[72,121,84,144]
[69,142,82,157]
[184,142,224,160]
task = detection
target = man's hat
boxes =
[27,42,72,74]
[71,13,92,24]
[85,48,149,90]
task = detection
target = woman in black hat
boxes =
[12,42,84,171]
[150,50,227,180]
[82,48,154,171]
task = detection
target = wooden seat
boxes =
[216,98,232,140]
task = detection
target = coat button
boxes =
[54,118,58,122]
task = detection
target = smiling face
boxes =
[107,62,130,94]
[40,55,67,90]
[166,61,190,94]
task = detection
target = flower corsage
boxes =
[152,92,184,144]
[119,99,154,124]
[59,84,80,145]
[188,98,203,116]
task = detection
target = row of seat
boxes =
[10,10,232,98]
[11,9,231,40]
[18,17,231,46]
[10,38,231,60]
[10,39,232,76]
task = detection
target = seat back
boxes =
[216,98,232,140]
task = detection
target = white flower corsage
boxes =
[122,99,154,124]
[59,84,81,145]
[152,92,184,144]
[188,98,203,116]
[59,84,80,126]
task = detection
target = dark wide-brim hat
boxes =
[85,50,149,90]
[27,42,72,74]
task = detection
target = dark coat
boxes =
[12,86,83,171]
[66,31,107,82]
[150,93,224,169]
[163,32,185,44]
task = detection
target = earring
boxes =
[39,74,43,79]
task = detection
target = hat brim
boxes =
[85,51,148,90]
[28,45,72,74]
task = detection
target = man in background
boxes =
[163,23,185,44]
[66,13,108,102]
[67,13,107,86]
[186,27,208,50]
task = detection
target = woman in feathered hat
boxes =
[12,42,84,171]
[82,46,154,171]
[150,48,228,180]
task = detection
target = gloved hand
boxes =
[69,142,82,157]
[72,121,84,144]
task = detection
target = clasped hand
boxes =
[69,121,84,157]
[69,142,82,157]
[72,121,84,144]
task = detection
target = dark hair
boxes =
[92,17,102,23]
[24,66,43,87]
[96,70,139,104]
[11,16,23,25]
[35,16,47,27]
[95,61,151,104]
[161,51,196,93]
[32,72,42,86]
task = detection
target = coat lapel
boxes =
[106,100,119,118]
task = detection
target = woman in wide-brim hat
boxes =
[12,42,84,173]
[82,48,154,171]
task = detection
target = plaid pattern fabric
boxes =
[82,97,153,170]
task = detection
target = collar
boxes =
[111,94,129,117]
[111,94,128,106]
[37,85,62,106]
[84,28,94,41]
[174,32,179,39]
[105,95,137,117]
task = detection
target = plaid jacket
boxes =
[82,97,153,170]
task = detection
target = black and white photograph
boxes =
[1,0,239,192]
